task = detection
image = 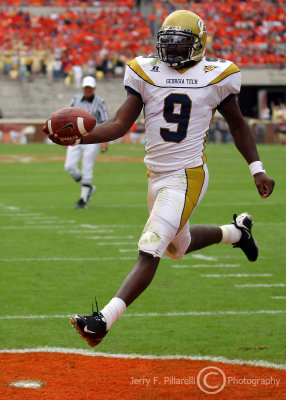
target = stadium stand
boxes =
[0,1,285,143]
[154,0,286,68]
[0,0,135,6]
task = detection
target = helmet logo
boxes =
[197,19,206,37]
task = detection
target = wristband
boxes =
[249,161,266,176]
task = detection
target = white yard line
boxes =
[97,242,138,246]
[1,347,285,370]
[190,254,217,261]
[172,264,240,268]
[1,310,285,320]
[84,235,135,239]
[0,257,136,262]
[271,296,286,299]
[236,284,285,288]
[202,274,272,278]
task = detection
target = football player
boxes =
[45,10,275,347]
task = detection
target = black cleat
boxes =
[70,310,107,347]
[232,212,258,262]
[74,198,87,209]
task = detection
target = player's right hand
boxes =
[42,125,80,146]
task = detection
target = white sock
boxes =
[80,185,90,202]
[220,224,242,244]
[101,297,126,330]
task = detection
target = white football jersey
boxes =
[124,56,241,172]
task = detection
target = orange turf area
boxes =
[0,353,285,399]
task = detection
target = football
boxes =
[45,107,96,143]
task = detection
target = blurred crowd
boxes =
[0,7,154,84]
[155,0,286,68]
[0,0,285,84]
[0,0,135,6]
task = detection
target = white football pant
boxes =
[138,165,209,259]
[65,143,101,185]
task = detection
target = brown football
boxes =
[45,107,96,140]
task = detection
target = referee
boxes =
[64,76,109,209]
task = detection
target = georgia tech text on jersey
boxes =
[165,78,198,84]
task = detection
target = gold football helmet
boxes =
[156,10,207,68]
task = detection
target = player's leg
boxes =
[64,145,82,183]
[70,168,189,346]
[164,164,257,261]
[75,144,100,209]
[185,213,258,262]
[165,164,209,259]
[115,252,160,306]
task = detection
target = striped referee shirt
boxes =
[69,94,109,124]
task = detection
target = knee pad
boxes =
[138,231,167,259]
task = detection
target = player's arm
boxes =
[47,92,143,145]
[218,95,275,198]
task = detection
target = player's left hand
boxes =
[101,142,109,153]
[254,173,275,198]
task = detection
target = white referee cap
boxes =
[82,76,96,88]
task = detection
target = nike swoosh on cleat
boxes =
[83,326,96,334]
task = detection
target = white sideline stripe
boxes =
[202,274,272,278]
[22,216,58,220]
[80,224,138,228]
[0,213,42,217]
[190,254,217,261]
[1,310,285,320]
[236,284,285,288]
[85,236,135,239]
[1,347,285,370]
[97,242,138,246]
[0,226,101,230]
[0,257,136,262]
[201,202,282,207]
[272,296,286,299]
[69,230,114,234]
[172,264,240,268]
[119,249,136,253]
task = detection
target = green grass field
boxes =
[0,142,285,366]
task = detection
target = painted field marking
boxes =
[97,242,138,246]
[1,310,285,320]
[236,284,285,288]
[9,380,44,389]
[272,296,286,299]
[0,213,42,217]
[0,226,95,230]
[201,202,283,207]
[202,274,272,278]
[80,224,137,228]
[190,254,217,261]
[172,264,240,269]
[1,347,286,370]
[0,257,136,262]
[85,235,135,240]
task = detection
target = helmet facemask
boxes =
[157,29,204,69]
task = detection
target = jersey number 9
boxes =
[160,93,192,143]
